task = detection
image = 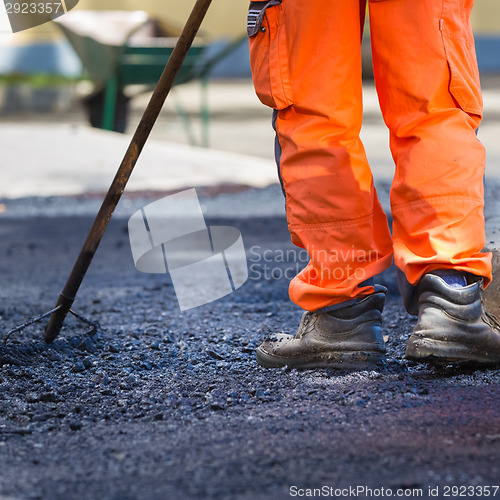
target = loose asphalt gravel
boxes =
[0,190,500,500]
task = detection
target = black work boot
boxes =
[256,290,387,369]
[405,272,500,366]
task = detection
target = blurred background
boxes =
[0,0,499,198]
[0,0,253,146]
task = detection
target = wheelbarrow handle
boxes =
[44,0,213,342]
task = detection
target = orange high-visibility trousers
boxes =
[248,0,491,312]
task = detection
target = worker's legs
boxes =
[248,0,393,312]
[369,0,491,312]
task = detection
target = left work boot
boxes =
[256,291,387,369]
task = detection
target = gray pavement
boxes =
[2,80,500,200]
[0,123,277,198]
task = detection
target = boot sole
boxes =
[256,348,386,370]
[405,335,500,366]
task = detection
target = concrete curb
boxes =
[484,248,500,319]
[484,209,500,318]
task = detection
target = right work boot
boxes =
[405,273,500,366]
[256,290,387,369]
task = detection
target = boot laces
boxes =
[482,309,500,331]
[296,312,317,339]
[479,286,500,331]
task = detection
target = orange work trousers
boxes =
[248,0,491,312]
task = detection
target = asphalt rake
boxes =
[3,0,213,344]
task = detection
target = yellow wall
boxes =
[471,0,500,34]
[10,0,500,45]
[79,0,248,38]
[14,0,248,43]
[77,0,499,36]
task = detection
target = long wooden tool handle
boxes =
[44,0,213,342]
